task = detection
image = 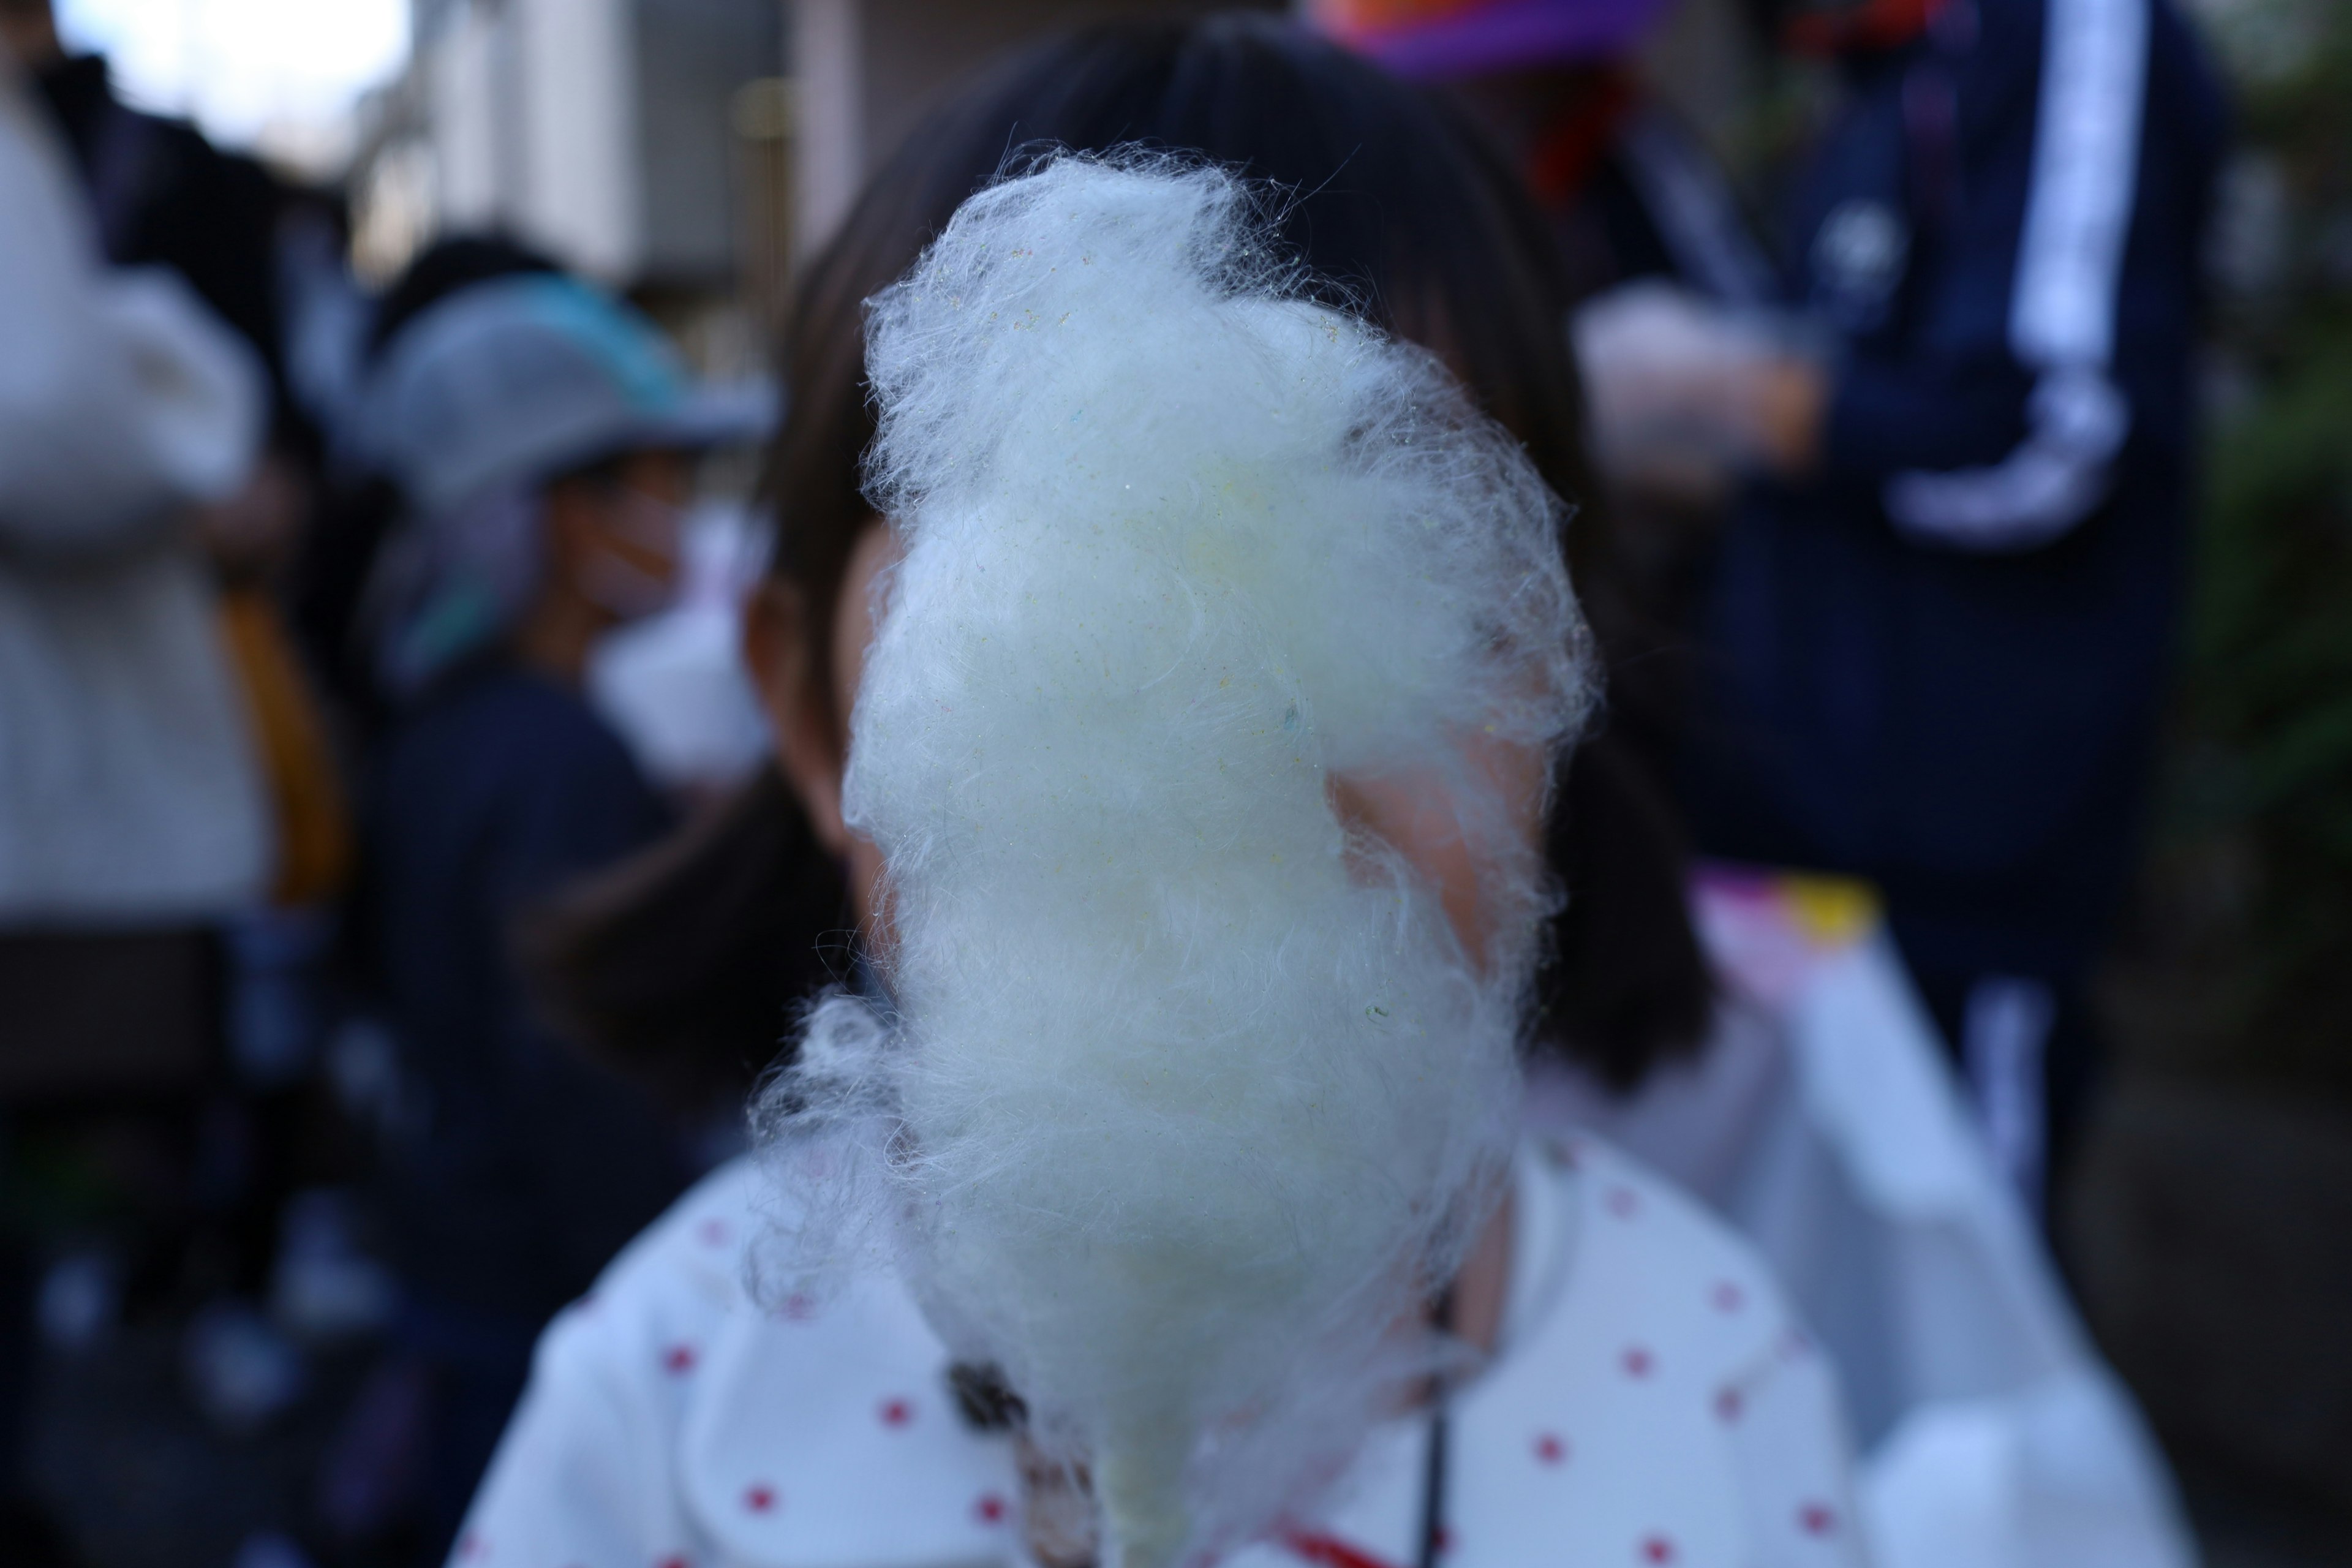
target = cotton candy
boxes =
[755,154,1589,1567]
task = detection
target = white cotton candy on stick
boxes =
[760,156,1589,1567]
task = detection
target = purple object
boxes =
[1314,0,1672,79]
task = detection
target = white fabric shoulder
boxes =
[454,1159,1019,1568]
[1446,1135,1869,1568]
[1534,870,2193,1568]
[1227,1136,1868,1568]
[453,1162,752,1568]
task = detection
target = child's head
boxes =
[756,18,1597,753]
[532,15,1706,1102]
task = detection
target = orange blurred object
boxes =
[217,589,354,908]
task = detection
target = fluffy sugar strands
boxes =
[756,154,1589,1567]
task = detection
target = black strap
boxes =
[1417,1407,1450,1568]
[1416,1286,1456,1568]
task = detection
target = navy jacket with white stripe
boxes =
[1685,0,2225,983]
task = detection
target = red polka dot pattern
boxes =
[454,1157,1866,1568]
[1286,1532,1397,1568]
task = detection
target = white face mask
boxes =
[585,603,772,791]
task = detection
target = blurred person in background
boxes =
[293,238,778,805]
[345,252,770,1553]
[0,35,268,1562]
[1575,0,2226,1219]
[6,0,364,1438]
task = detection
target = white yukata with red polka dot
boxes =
[454,1134,1868,1568]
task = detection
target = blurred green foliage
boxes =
[2170,0,2352,1090]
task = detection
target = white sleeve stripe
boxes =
[2010,0,2151,369]
[1884,368,2129,549]
[1886,0,2150,545]
[1884,426,2111,545]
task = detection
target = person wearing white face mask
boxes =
[347,255,774,1546]
[355,265,774,703]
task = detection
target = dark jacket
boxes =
[1687,0,2225,982]
[366,663,682,1322]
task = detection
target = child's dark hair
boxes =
[533,15,1709,1100]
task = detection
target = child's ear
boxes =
[742,579,849,856]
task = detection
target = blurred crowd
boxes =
[2,1,774,1558]
[1,0,2329,1564]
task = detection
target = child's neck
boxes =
[1451,1187,1514,1356]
